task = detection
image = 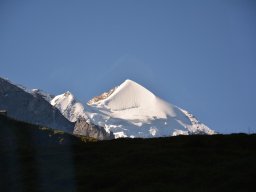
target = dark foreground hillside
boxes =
[0,114,256,192]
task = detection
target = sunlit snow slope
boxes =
[51,91,88,122]
[87,80,215,138]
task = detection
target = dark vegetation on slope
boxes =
[0,114,256,192]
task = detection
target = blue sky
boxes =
[0,0,256,134]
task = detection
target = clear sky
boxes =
[0,0,256,134]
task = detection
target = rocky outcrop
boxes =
[87,87,116,105]
[73,118,114,140]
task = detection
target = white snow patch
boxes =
[51,91,88,122]
[149,127,158,136]
[87,79,215,138]
[114,132,128,138]
[172,130,189,136]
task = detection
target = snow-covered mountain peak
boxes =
[88,79,153,106]
[64,91,72,96]
[117,79,150,94]
[100,79,157,111]
[51,91,74,105]
[121,79,141,86]
[51,91,88,122]
[86,80,215,138]
[88,80,183,120]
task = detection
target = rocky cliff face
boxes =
[73,118,114,140]
[0,77,114,140]
[0,77,74,133]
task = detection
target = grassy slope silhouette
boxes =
[0,114,256,192]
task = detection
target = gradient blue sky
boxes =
[1,0,256,133]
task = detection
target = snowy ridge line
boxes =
[0,77,33,94]
[51,91,88,122]
[2,76,215,138]
[1,77,55,102]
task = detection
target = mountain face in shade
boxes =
[31,89,55,102]
[0,77,74,133]
[86,79,215,138]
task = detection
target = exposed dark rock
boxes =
[74,118,114,140]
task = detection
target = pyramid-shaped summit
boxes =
[86,79,215,138]
[99,79,157,111]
